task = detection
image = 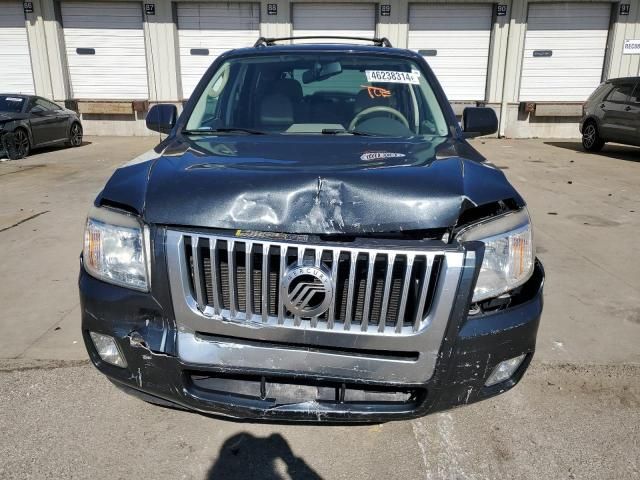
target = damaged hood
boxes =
[99,135,522,234]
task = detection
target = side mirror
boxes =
[146,104,177,134]
[462,107,498,138]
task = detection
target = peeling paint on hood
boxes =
[97,135,523,234]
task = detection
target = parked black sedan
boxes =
[0,94,83,159]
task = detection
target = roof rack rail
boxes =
[253,36,393,48]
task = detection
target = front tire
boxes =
[582,121,604,152]
[4,128,30,160]
[66,122,83,147]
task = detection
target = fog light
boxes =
[89,332,127,367]
[484,354,526,387]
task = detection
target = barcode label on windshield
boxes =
[365,70,420,85]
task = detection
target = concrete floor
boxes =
[0,137,638,479]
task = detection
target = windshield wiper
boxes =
[321,128,376,136]
[182,127,266,135]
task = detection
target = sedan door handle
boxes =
[625,105,632,111]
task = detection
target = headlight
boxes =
[83,206,150,291]
[458,208,535,303]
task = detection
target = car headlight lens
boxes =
[83,206,150,291]
[458,208,535,303]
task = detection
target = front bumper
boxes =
[79,252,544,423]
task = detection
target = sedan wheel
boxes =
[69,123,83,147]
[582,123,604,152]
[6,129,30,160]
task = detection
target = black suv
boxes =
[580,76,640,152]
[80,38,544,422]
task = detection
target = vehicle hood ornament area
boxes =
[281,263,334,318]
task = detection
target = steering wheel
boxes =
[349,106,410,131]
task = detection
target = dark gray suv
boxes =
[580,77,640,152]
[79,39,544,422]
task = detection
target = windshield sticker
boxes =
[360,152,406,161]
[361,85,391,99]
[5,97,23,102]
[365,70,420,85]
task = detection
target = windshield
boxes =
[185,53,449,137]
[0,96,26,113]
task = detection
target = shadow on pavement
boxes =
[207,432,322,480]
[30,141,93,157]
[544,141,640,163]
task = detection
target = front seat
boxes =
[258,93,294,132]
[272,78,305,122]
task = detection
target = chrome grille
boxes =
[175,232,446,336]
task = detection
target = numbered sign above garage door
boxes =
[519,3,611,102]
[292,3,376,43]
[177,2,259,99]
[60,2,148,100]
[408,4,493,101]
[0,1,35,94]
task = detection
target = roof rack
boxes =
[253,36,393,48]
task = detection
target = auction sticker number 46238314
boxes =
[365,70,420,85]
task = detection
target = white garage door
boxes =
[408,4,493,101]
[177,2,259,99]
[519,3,610,102]
[292,3,376,43]
[0,2,35,94]
[61,2,148,99]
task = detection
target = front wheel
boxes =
[4,128,30,160]
[66,122,83,147]
[582,122,604,152]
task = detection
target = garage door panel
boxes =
[521,90,596,101]
[434,70,491,79]
[527,2,610,17]
[523,17,611,30]
[419,48,493,58]
[522,60,605,70]
[408,4,492,101]
[177,2,259,99]
[292,3,376,42]
[410,4,490,20]
[411,37,492,49]
[293,29,374,38]
[0,2,35,94]
[523,36,608,49]
[443,87,488,99]
[62,17,143,28]
[61,3,143,22]
[522,77,607,87]
[63,29,145,39]
[66,88,148,99]
[61,1,148,99]
[519,2,610,102]
[435,76,489,86]
[64,39,147,50]
[70,75,148,85]
[178,27,258,35]
[67,56,146,68]
[178,33,257,43]
[426,59,489,69]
